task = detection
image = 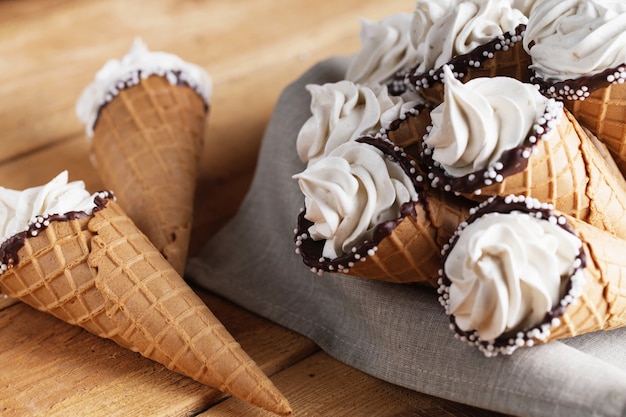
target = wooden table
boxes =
[0,1,509,415]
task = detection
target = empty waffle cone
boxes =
[565,80,626,176]
[90,75,207,275]
[296,188,473,286]
[410,25,531,105]
[544,215,626,342]
[0,198,291,416]
[430,106,626,239]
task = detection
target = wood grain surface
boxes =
[0,1,509,415]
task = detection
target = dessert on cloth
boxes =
[76,38,211,275]
[344,12,419,94]
[0,172,291,416]
[407,0,531,104]
[523,0,626,176]
[295,79,424,166]
[419,65,626,239]
[293,78,471,285]
[294,137,473,286]
[438,194,626,357]
[186,57,626,417]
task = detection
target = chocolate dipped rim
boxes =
[93,70,209,130]
[387,69,414,96]
[531,63,626,101]
[409,24,527,94]
[294,136,424,276]
[374,102,432,162]
[418,98,563,195]
[437,195,587,357]
[0,191,115,274]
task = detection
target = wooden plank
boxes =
[0,0,411,162]
[0,290,317,416]
[200,350,511,417]
[0,0,413,249]
[0,1,513,416]
[0,294,18,310]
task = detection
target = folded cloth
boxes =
[186,56,626,417]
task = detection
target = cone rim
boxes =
[437,195,587,357]
[295,136,426,276]
[408,24,527,90]
[418,97,565,195]
[533,62,626,101]
[0,191,115,274]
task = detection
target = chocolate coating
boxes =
[0,191,114,272]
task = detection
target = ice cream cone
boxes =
[544,214,626,342]
[410,25,531,105]
[383,103,432,162]
[0,197,291,416]
[296,188,474,286]
[89,74,206,276]
[564,79,626,176]
[423,105,626,240]
[437,195,626,356]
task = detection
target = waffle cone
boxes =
[544,215,626,342]
[0,200,291,416]
[412,27,531,105]
[90,75,207,275]
[565,81,626,176]
[347,190,473,286]
[385,106,432,162]
[471,107,626,239]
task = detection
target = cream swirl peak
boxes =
[423,65,548,178]
[510,0,539,16]
[524,0,626,83]
[346,13,419,89]
[296,81,424,165]
[445,211,580,340]
[439,195,584,356]
[0,171,103,244]
[293,140,418,260]
[411,0,527,74]
[76,37,212,138]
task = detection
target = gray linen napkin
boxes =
[187,56,626,417]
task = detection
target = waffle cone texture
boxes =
[0,199,291,416]
[347,190,473,286]
[458,107,626,239]
[411,26,531,105]
[545,215,626,342]
[565,81,626,177]
[90,75,207,275]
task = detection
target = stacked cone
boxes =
[544,214,626,342]
[564,80,626,177]
[410,25,531,105]
[384,104,432,161]
[437,195,626,356]
[433,107,626,240]
[0,198,291,416]
[347,190,473,286]
[90,74,206,275]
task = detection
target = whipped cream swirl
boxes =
[346,13,419,87]
[524,0,626,82]
[444,210,581,341]
[0,171,101,244]
[411,0,527,73]
[424,65,548,177]
[76,38,212,138]
[293,141,418,260]
[510,0,539,16]
[296,81,423,165]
